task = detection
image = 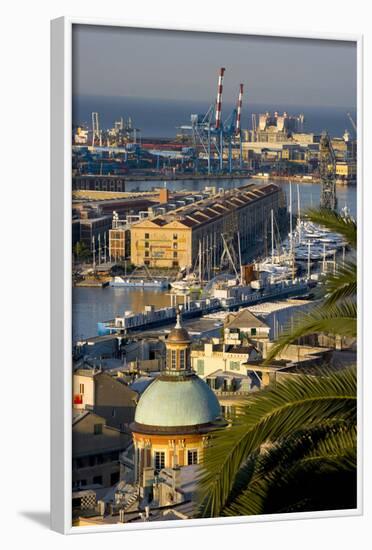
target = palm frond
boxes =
[264,301,357,365]
[222,424,356,516]
[306,208,357,248]
[197,367,356,517]
[323,260,357,306]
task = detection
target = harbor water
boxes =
[73,287,176,341]
[73,178,357,340]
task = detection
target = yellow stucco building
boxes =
[130,218,191,269]
[336,161,357,183]
[130,311,226,485]
[130,183,282,269]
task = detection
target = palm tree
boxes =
[197,367,357,517]
[196,209,358,518]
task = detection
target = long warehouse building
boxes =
[130,183,286,270]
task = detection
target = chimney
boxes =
[159,188,169,204]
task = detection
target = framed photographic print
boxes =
[51,17,362,534]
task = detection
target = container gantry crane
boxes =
[178,68,245,175]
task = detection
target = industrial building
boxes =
[73,174,127,192]
[73,191,169,256]
[335,160,357,184]
[247,111,305,144]
[108,188,214,262]
[130,183,285,269]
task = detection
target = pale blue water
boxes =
[73,95,356,139]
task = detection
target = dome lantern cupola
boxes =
[165,308,191,374]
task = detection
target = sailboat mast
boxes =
[92,235,96,271]
[237,231,242,285]
[199,240,202,284]
[271,209,274,264]
[322,243,326,273]
[289,182,293,257]
[297,184,302,243]
[289,182,295,280]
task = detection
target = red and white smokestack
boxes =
[236,83,244,135]
[215,67,225,130]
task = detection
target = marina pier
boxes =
[97,278,311,337]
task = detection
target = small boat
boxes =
[110,276,169,289]
[171,243,203,293]
[170,271,201,292]
[170,279,201,292]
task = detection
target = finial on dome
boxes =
[175,306,182,329]
[167,306,190,344]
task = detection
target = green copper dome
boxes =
[134,374,222,429]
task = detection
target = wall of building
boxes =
[191,346,258,378]
[132,432,206,483]
[130,185,284,269]
[93,373,137,431]
[73,373,95,408]
[79,216,111,251]
[73,175,126,192]
[72,412,131,489]
[131,220,192,269]
[109,227,130,261]
[73,371,138,429]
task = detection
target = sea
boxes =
[72,176,357,341]
[72,95,357,139]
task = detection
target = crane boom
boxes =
[347,112,357,133]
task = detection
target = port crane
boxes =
[91,112,102,147]
[347,112,357,135]
[319,131,337,211]
[179,68,245,174]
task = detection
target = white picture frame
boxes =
[51,16,363,534]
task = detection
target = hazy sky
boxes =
[72,25,357,108]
